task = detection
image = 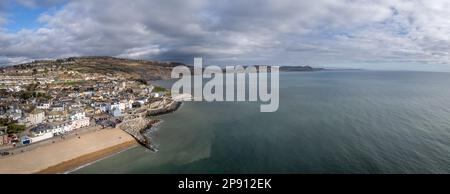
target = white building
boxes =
[29,111,89,144]
[25,110,45,126]
[51,122,73,135]
[83,91,95,96]
[70,110,90,129]
[51,105,64,112]
[47,111,67,122]
[30,124,54,143]
[136,98,148,105]
[29,133,54,143]
[151,92,164,98]
[127,99,134,109]
[9,113,22,121]
[94,103,109,113]
[68,93,80,98]
[109,102,121,111]
[71,118,90,129]
[36,102,51,110]
[119,101,127,111]
[70,111,86,121]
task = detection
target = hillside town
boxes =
[0,58,174,155]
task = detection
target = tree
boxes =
[0,119,25,134]
[152,86,167,93]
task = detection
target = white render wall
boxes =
[71,117,90,129]
[30,132,54,143]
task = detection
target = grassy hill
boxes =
[68,56,186,80]
[1,56,188,80]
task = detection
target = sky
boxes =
[0,0,449,71]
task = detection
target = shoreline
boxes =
[38,140,138,174]
[0,128,137,174]
[0,88,179,174]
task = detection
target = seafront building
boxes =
[23,109,45,127]
[0,127,8,146]
[0,59,165,148]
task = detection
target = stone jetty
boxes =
[116,98,182,151]
[117,117,158,151]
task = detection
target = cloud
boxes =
[0,0,64,28]
[15,0,65,8]
[0,0,449,68]
[0,1,8,26]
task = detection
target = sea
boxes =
[73,70,450,173]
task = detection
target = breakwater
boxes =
[117,117,159,152]
[147,101,182,116]
[117,99,182,152]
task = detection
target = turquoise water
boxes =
[74,70,450,173]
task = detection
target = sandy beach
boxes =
[0,128,138,174]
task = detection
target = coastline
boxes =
[47,99,180,173]
[0,82,179,174]
[39,140,138,174]
[0,128,138,174]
